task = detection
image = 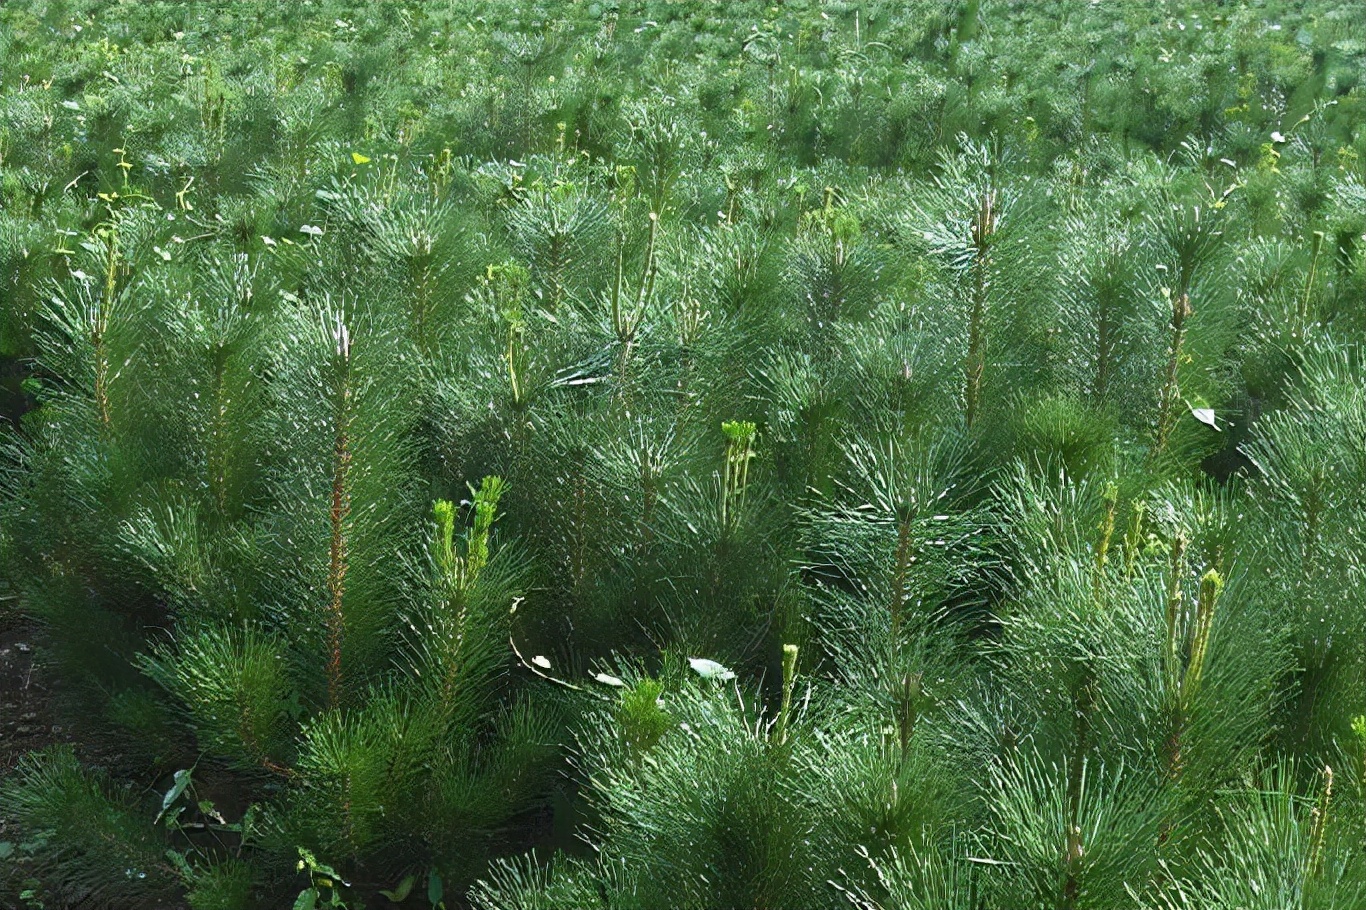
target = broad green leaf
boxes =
[156,769,192,823]
[380,873,416,902]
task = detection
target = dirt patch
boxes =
[0,616,68,777]
[1,613,64,901]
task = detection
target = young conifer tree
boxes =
[2,4,1365,909]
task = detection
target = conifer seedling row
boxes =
[1,2,1364,907]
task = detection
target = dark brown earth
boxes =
[1,611,191,908]
[1,612,69,903]
[0,614,67,777]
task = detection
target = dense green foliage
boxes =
[1,0,1365,907]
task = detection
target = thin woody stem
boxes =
[326,323,353,709]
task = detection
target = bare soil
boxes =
[0,616,70,778]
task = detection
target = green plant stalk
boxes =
[1305,765,1333,884]
[1094,299,1114,403]
[1153,291,1191,459]
[736,434,753,523]
[673,274,705,350]
[431,499,466,708]
[409,256,434,356]
[1093,484,1117,607]
[433,500,456,572]
[721,447,732,529]
[1163,534,1186,686]
[430,480,504,711]
[611,235,626,341]
[115,146,132,187]
[638,445,660,549]
[558,462,590,593]
[1122,500,1145,580]
[720,421,756,529]
[889,511,914,641]
[895,671,921,767]
[1163,534,1187,776]
[1301,474,1324,583]
[823,187,845,269]
[195,59,226,159]
[1063,665,1096,910]
[1093,254,1120,402]
[774,643,798,746]
[506,319,524,408]
[208,346,231,517]
[326,347,354,710]
[634,212,659,331]
[94,225,118,429]
[613,212,659,387]
[1180,568,1223,713]
[465,476,504,583]
[428,147,453,201]
[547,228,566,313]
[1299,230,1324,329]
[1357,717,1366,852]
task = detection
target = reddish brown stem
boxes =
[964,189,997,428]
[326,390,352,709]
